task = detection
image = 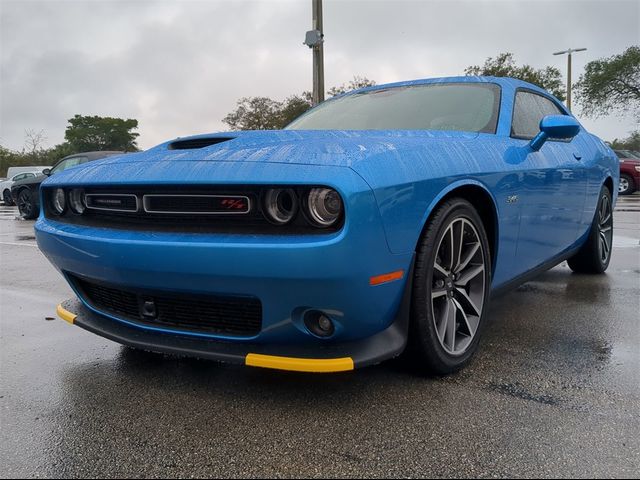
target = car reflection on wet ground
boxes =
[1,195,639,478]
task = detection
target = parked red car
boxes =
[615,150,640,195]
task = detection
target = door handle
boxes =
[573,153,582,160]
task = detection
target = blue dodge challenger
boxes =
[36,76,618,374]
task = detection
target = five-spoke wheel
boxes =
[568,185,613,274]
[409,198,491,374]
[431,218,485,356]
[597,193,613,265]
[17,189,37,220]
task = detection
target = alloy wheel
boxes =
[598,194,613,264]
[618,178,629,194]
[18,191,33,218]
[430,217,486,356]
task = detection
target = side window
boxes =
[13,173,26,181]
[64,157,85,169]
[50,156,87,175]
[25,173,35,178]
[50,160,69,175]
[511,91,565,139]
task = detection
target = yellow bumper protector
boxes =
[56,303,77,325]
[245,353,354,373]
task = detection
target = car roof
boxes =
[343,75,551,98]
[60,151,124,161]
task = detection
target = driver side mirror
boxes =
[42,168,51,176]
[530,115,580,151]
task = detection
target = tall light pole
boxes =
[304,0,325,105]
[553,47,587,111]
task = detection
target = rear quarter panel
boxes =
[581,134,619,238]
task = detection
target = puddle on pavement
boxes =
[16,235,36,241]
[486,381,561,406]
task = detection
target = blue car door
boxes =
[508,90,587,274]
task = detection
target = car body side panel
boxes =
[509,136,587,274]
[349,135,520,289]
[583,133,619,224]
[350,80,617,288]
[619,157,640,189]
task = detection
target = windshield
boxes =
[286,83,501,133]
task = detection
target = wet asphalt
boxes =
[0,196,639,478]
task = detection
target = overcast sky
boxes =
[1,0,638,151]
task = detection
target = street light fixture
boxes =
[553,47,587,111]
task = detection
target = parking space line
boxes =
[0,241,38,247]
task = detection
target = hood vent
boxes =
[168,137,235,150]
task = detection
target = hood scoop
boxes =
[168,136,236,150]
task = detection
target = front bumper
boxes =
[36,164,416,369]
[57,278,411,371]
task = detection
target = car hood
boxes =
[94,130,478,167]
[45,129,481,186]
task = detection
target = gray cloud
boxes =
[1,0,638,151]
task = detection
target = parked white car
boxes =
[5,166,49,178]
[1,169,47,205]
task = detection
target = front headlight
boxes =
[306,188,343,227]
[52,188,66,214]
[634,166,640,172]
[69,188,86,214]
[263,188,298,225]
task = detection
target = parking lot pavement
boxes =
[1,198,638,479]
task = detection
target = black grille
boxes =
[86,194,138,212]
[144,195,250,214]
[43,185,344,234]
[71,275,262,336]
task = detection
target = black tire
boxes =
[568,186,613,274]
[3,189,13,206]
[17,189,38,219]
[408,198,492,375]
[619,174,635,195]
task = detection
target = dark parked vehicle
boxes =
[11,151,123,219]
[614,150,640,195]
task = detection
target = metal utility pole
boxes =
[304,0,325,105]
[553,47,587,111]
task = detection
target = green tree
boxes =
[222,95,313,130]
[574,46,640,120]
[327,76,376,97]
[0,141,76,177]
[279,93,314,127]
[610,131,640,151]
[64,115,139,152]
[222,76,376,131]
[465,52,566,101]
[222,97,283,130]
